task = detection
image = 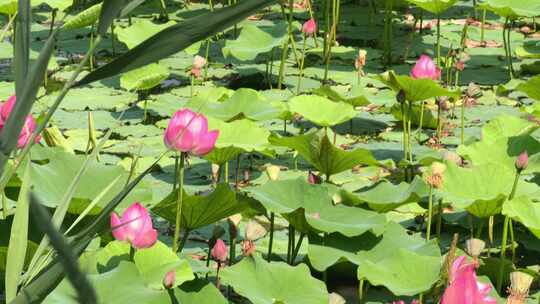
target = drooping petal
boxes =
[110,212,127,241]
[131,227,158,249]
[192,129,218,156]
[1,95,16,122]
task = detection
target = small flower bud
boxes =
[307,171,322,184]
[397,90,406,104]
[516,151,528,171]
[163,270,176,289]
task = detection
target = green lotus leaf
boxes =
[405,0,459,14]
[480,114,539,142]
[440,162,539,217]
[44,262,171,304]
[152,183,252,230]
[187,88,284,121]
[222,21,290,61]
[288,95,357,127]
[63,3,102,30]
[312,85,369,107]
[346,176,429,212]
[116,19,176,49]
[173,279,227,304]
[42,0,73,10]
[307,232,379,272]
[269,129,379,178]
[502,196,540,238]
[516,40,540,59]
[246,178,387,236]
[355,222,441,296]
[517,75,540,101]
[203,118,273,164]
[458,134,540,174]
[220,254,329,304]
[40,87,136,111]
[380,71,460,102]
[120,63,169,91]
[478,0,540,19]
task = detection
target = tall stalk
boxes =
[172,152,186,253]
[383,0,393,66]
[267,212,275,261]
[297,34,307,94]
[436,14,441,66]
[497,171,520,292]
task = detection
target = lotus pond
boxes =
[3,0,540,303]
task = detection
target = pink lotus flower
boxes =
[516,151,528,171]
[411,55,441,80]
[110,202,158,249]
[211,239,228,263]
[302,18,317,36]
[0,95,41,149]
[441,256,497,304]
[164,109,219,156]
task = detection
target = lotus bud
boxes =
[163,270,176,289]
[110,202,158,249]
[211,239,228,263]
[507,271,534,304]
[192,55,207,70]
[245,220,267,241]
[302,18,317,36]
[465,238,485,260]
[411,54,441,80]
[241,240,256,257]
[164,108,219,156]
[397,89,406,104]
[515,151,528,172]
[425,162,446,189]
[265,165,281,181]
[43,126,73,153]
[0,95,42,149]
[329,293,346,304]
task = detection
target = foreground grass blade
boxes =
[11,158,162,303]
[14,0,30,98]
[97,0,128,35]
[0,27,58,173]
[4,160,31,303]
[119,0,147,17]
[76,0,278,86]
[28,194,97,304]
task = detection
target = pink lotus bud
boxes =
[163,270,176,289]
[192,55,207,70]
[516,151,528,171]
[455,61,465,71]
[307,171,322,184]
[411,55,441,80]
[302,18,317,36]
[110,202,158,249]
[211,239,228,263]
[190,67,202,78]
[164,109,219,156]
[0,95,41,149]
[441,256,497,304]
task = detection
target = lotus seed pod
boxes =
[515,151,529,171]
[265,165,281,181]
[465,238,485,258]
[245,220,267,241]
[507,271,534,304]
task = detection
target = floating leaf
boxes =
[517,75,540,101]
[120,63,169,91]
[246,178,387,236]
[478,0,540,19]
[355,222,441,296]
[221,254,329,304]
[223,21,290,61]
[405,0,459,14]
[288,95,357,127]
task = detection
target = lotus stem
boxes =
[129,246,135,261]
[416,101,424,134]
[229,227,236,266]
[190,74,194,97]
[1,191,7,219]
[267,212,275,261]
[497,171,521,292]
[277,37,289,89]
[224,161,229,183]
[287,224,293,264]
[172,152,186,253]
[291,233,305,264]
[502,18,513,79]
[358,279,365,302]
[48,9,56,37]
[480,9,486,45]
[461,97,465,145]
[407,101,413,162]
[234,155,241,189]
[297,34,307,95]
[426,185,434,241]
[436,14,441,66]
[436,199,442,240]
[158,0,168,20]
[383,0,393,66]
